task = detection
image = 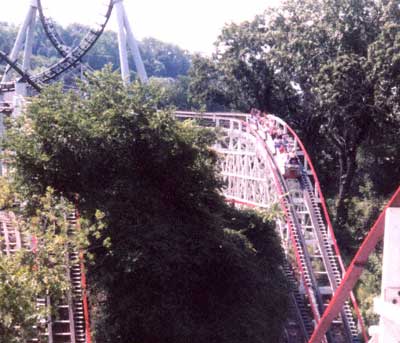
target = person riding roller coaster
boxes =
[284,151,301,179]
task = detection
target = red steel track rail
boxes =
[271,115,368,342]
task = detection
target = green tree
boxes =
[0,22,17,53]
[6,68,288,343]
[188,55,231,111]
[141,37,191,78]
[258,0,400,231]
[356,252,382,328]
[188,17,299,114]
[148,76,193,110]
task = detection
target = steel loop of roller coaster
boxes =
[0,0,114,93]
[37,0,72,58]
[36,0,111,71]
[175,111,370,343]
[32,0,113,84]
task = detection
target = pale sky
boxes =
[1,0,280,55]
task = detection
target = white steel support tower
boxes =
[114,0,148,84]
[1,0,38,95]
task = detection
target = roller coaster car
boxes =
[284,159,301,179]
[0,102,12,115]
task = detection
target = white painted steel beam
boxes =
[114,0,130,84]
[123,8,148,83]
[376,207,400,342]
[2,0,38,83]
[22,3,37,73]
[114,0,148,84]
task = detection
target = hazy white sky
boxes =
[1,0,280,54]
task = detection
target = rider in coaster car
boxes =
[274,137,283,155]
[287,150,298,164]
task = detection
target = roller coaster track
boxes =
[37,1,72,58]
[0,210,90,343]
[0,1,113,93]
[175,111,368,343]
[31,0,113,85]
[0,0,392,334]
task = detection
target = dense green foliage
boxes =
[5,69,288,343]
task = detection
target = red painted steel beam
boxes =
[308,186,400,343]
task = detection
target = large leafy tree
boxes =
[6,68,288,343]
[188,55,232,111]
[140,37,191,78]
[188,19,298,114]
[265,0,399,230]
